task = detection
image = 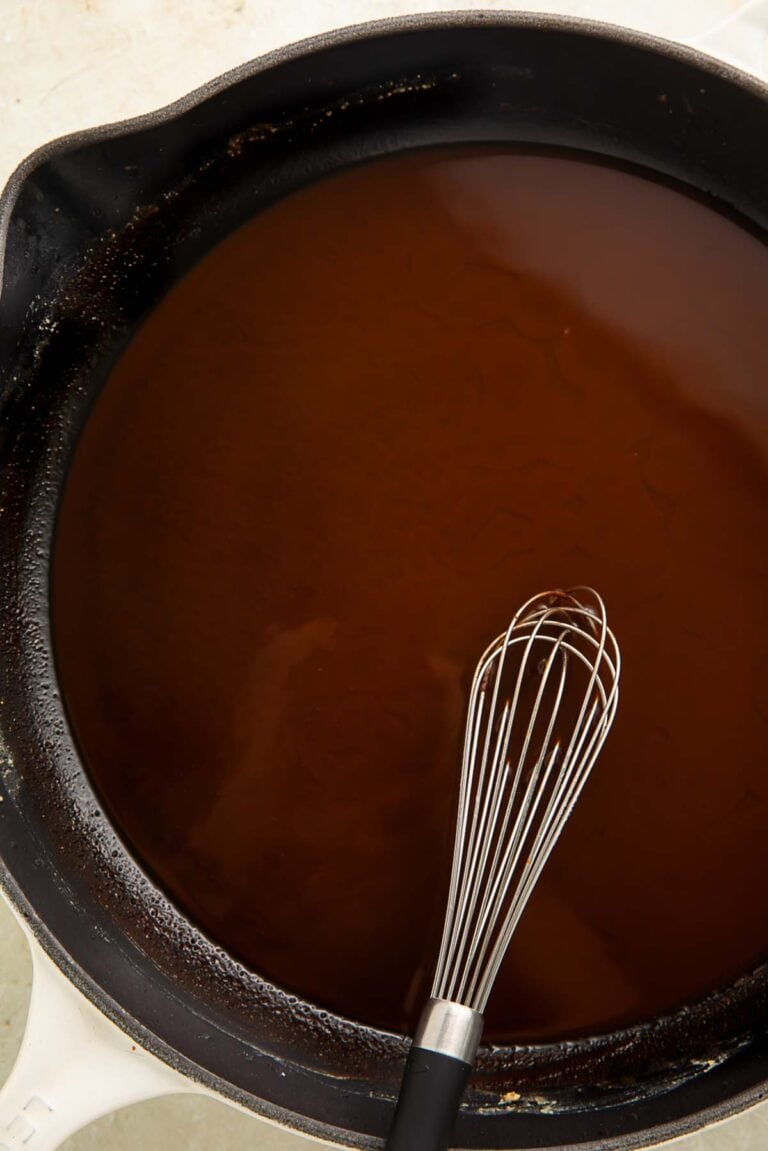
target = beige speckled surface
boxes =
[1,1,767,1147]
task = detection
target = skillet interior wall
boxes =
[1,19,768,1150]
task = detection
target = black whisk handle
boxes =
[385,998,483,1151]
[385,1044,472,1151]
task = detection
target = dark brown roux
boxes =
[53,148,768,1043]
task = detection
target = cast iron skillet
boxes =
[0,13,767,1150]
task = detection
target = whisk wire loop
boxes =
[431,587,620,1014]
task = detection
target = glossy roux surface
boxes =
[54,149,768,1041]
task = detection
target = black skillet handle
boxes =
[385,998,484,1151]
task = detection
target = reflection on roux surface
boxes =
[53,148,768,1042]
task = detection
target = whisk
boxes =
[385,587,620,1151]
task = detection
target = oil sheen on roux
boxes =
[53,148,768,1042]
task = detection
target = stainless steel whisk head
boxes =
[386,587,620,1151]
[433,585,620,1014]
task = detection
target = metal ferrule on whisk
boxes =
[413,998,484,1065]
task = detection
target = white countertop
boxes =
[0,2,767,1148]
